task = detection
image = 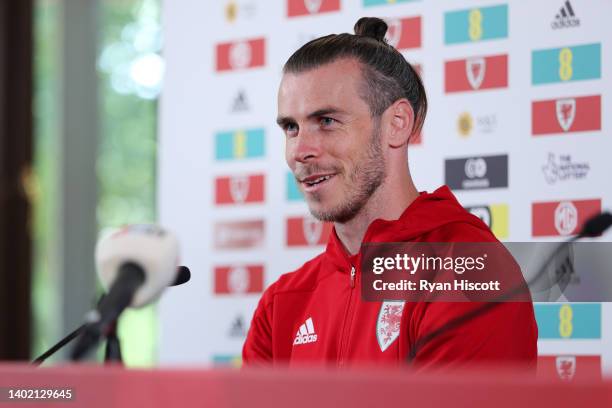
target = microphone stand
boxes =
[32,294,123,366]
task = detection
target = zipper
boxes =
[338,264,358,367]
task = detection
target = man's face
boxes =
[277,58,386,223]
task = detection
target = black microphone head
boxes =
[579,212,612,237]
[171,265,191,286]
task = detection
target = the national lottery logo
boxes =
[214,220,265,249]
[384,17,421,50]
[286,216,333,247]
[444,4,508,44]
[445,155,508,191]
[532,199,601,237]
[532,95,601,136]
[215,174,264,205]
[444,54,507,93]
[542,153,590,184]
[465,204,509,239]
[287,0,340,17]
[216,38,265,72]
[214,265,264,294]
[532,43,600,85]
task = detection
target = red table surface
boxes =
[0,363,611,408]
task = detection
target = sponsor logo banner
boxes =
[444,4,508,44]
[363,0,418,6]
[216,38,265,72]
[538,355,601,381]
[532,43,601,84]
[212,354,242,367]
[551,1,580,29]
[287,172,304,201]
[445,155,508,190]
[445,55,508,93]
[214,220,265,249]
[542,153,590,184]
[286,216,333,246]
[385,17,421,50]
[287,0,340,17]
[465,204,509,239]
[215,128,265,160]
[214,265,264,294]
[215,174,265,205]
[534,303,601,339]
[532,95,601,135]
[230,89,250,113]
[224,0,257,23]
[228,315,248,338]
[457,112,497,137]
[532,199,601,237]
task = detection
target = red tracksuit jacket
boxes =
[243,186,538,368]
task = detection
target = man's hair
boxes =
[283,17,427,137]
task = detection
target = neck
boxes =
[334,165,418,255]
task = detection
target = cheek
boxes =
[285,139,295,169]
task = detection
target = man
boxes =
[243,17,537,367]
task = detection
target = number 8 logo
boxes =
[559,304,573,338]
[469,9,483,41]
[559,48,573,81]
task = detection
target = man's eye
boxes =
[320,117,336,127]
[284,123,298,134]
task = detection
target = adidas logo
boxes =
[551,1,580,29]
[231,90,250,113]
[293,317,318,346]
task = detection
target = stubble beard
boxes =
[307,124,386,223]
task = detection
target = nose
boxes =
[290,127,321,164]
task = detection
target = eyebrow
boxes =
[276,107,347,127]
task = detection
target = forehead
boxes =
[278,58,368,117]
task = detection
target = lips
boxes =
[300,173,336,192]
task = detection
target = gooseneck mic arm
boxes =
[407,212,612,363]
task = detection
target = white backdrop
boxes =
[158,0,611,378]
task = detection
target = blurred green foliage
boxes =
[33,0,160,366]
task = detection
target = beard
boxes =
[298,122,386,223]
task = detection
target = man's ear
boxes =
[382,99,415,148]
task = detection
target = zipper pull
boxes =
[350,266,355,288]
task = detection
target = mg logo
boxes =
[464,158,487,179]
[229,41,252,69]
[303,217,323,245]
[229,175,250,203]
[556,98,576,132]
[466,57,486,89]
[554,201,578,236]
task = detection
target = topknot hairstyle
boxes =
[283,17,427,137]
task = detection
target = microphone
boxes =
[32,264,190,366]
[407,211,612,363]
[578,212,612,238]
[70,225,180,361]
[172,265,191,286]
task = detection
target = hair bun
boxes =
[354,17,388,42]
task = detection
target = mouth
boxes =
[300,173,337,193]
